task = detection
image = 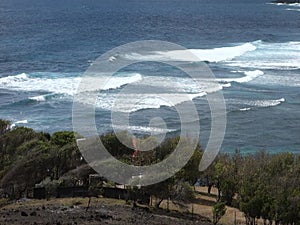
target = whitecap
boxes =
[239,107,251,111]
[29,95,47,102]
[249,98,285,108]
[0,72,143,96]
[123,42,257,63]
[113,125,177,134]
[89,91,209,113]
[225,41,300,70]
[76,74,225,113]
[3,72,227,114]
[108,56,117,62]
[10,119,28,129]
[16,119,28,124]
[229,98,285,113]
[102,73,142,90]
[288,3,300,6]
[217,70,264,84]
[221,83,232,88]
[286,8,300,11]
[0,73,28,85]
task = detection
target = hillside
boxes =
[0,197,211,225]
[1,120,300,225]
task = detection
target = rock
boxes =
[21,211,28,216]
[30,211,37,216]
[95,213,112,220]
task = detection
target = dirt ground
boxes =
[0,197,212,225]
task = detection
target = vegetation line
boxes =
[0,119,300,225]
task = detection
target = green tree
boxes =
[0,119,10,135]
[213,201,226,225]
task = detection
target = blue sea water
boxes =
[0,0,300,153]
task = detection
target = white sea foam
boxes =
[218,70,264,84]
[267,2,284,5]
[16,119,28,124]
[271,2,300,7]
[0,72,142,96]
[10,119,28,129]
[252,73,300,87]
[104,73,142,90]
[124,42,256,62]
[221,83,232,88]
[135,75,222,94]
[288,3,300,6]
[77,71,234,113]
[92,75,221,112]
[252,98,285,107]
[228,61,300,70]
[1,72,227,113]
[225,41,300,70]
[108,56,117,62]
[0,73,81,95]
[90,75,222,112]
[81,73,143,92]
[231,98,285,113]
[0,73,28,84]
[29,95,47,102]
[94,93,207,113]
[286,7,300,11]
[113,125,176,134]
[239,107,251,111]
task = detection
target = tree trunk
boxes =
[155,198,163,208]
[217,188,221,201]
[208,184,212,195]
[86,197,91,212]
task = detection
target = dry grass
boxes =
[156,186,266,225]
[0,198,9,208]
[0,197,212,225]
[1,188,266,225]
[1,197,125,211]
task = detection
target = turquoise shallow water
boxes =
[0,0,299,153]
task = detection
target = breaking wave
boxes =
[225,41,300,70]
[10,119,28,129]
[112,125,177,134]
[0,72,143,96]
[237,98,285,112]
[123,42,257,63]
[218,70,264,84]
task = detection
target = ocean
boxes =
[0,0,300,154]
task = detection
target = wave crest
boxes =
[218,70,264,84]
[251,98,285,108]
[123,42,257,63]
[0,72,143,96]
[238,98,285,112]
